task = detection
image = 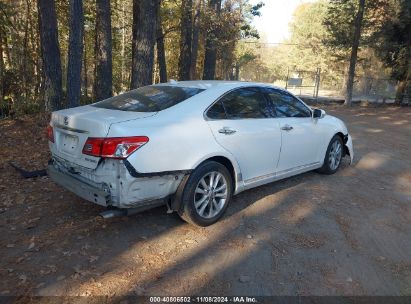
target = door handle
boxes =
[281,124,293,131]
[218,127,237,135]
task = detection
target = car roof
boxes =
[155,80,284,91]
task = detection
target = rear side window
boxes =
[207,101,226,119]
[216,88,271,119]
[93,85,204,112]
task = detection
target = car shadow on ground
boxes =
[37,156,366,296]
[32,164,332,296]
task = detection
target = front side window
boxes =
[218,88,271,119]
[93,85,204,112]
[265,89,311,118]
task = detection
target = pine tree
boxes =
[37,0,63,111]
[130,0,158,89]
[67,0,84,108]
[202,0,221,80]
[178,0,193,80]
[94,0,113,101]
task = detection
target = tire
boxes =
[178,161,233,226]
[317,135,344,175]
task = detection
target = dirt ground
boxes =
[0,105,410,298]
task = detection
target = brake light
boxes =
[82,136,149,159]
[46,125,54,143]
[82,137,104,157]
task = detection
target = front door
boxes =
[262,88,323,173]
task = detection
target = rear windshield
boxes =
[92,85,205,112]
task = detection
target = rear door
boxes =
[262,88,322,173]
[206,87,281,183]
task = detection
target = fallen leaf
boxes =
[132,286,145,296]
[89,256,99,263]
[19,275,27,284]
[57,275,65,281]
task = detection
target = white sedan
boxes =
[47,81,353,226]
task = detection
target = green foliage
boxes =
[241,1,264,39]
[251,2,264,16]
[372,0,411,81]
[0,0,42,115]
[323,0,389,51]
[239,0,397,100]
[215,0,263,79]
[289,1,339,71]
[323,0,358,50]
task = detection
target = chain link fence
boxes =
[273,67,398,103]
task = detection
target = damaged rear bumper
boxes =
[48,157,186,209]
[48,164,110,206]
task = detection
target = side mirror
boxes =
[313,108,326,119]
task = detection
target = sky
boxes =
[251,0,314,43]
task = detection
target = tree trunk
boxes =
[344,0,366,106]
[178,0,193,80]
[395,80,406,105]
[395,59,411,105]
[120,0,126,90]
[67,0,84,108]
[235,63,240,80]
[2,33,11,69]
[190,0,202,79]
[156,0,167,83]
[82,31,88,98]
[22,0,30,99]
[0,28,4,104]
[130,0,158,89]
[94,0,113,101]
[202,0,221,80]
[37,0,63,111]
[28,0,41,100]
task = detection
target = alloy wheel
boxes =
[329,140,342,170]
[194,171,228,219]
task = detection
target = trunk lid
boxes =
[50,105,156,169]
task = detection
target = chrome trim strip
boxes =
[244,162,320,185]
[55,124,89,134]
[245,172,276,184]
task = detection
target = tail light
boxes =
[46,125,54,143]
[82,136,149,159]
